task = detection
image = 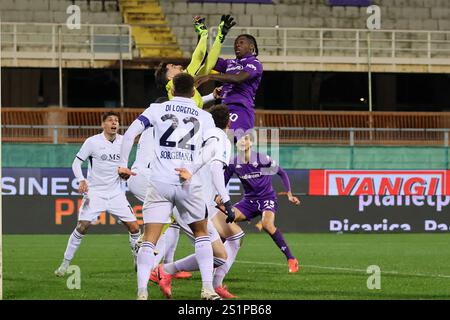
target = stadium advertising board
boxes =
[309,170,450,196]
[4,194,450,234]
[1,167,308,233]
[3,168,449,233]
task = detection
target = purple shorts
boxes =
[234,198,278,221]
[228,105,255,133]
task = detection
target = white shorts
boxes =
[207,203,222,220]
[127,166,151,202]
[143,180,207,225]
[172,207,221,243]
[78,192,136,223]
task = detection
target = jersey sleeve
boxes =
[138,106,155,129]
[211,133,231,166]
[224,162,235,186]
[213,58,228,73]
[202,113,218,142]
[76,138,93,161]
[277,166,292,193]
[242,59,263,80]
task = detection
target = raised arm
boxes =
[197,15,236,76]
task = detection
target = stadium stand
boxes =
[118,0,183,58]
[0,0,131,68]
[0,0,122,24]
[160,0,450,72]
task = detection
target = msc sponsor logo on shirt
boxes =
[101,154,121,161]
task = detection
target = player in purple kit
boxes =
[222,133,300,273]
[195,34,262,133]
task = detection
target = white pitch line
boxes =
[234,260,450,279]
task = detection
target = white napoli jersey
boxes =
[199,128,232,203]
[76,133,124,196]
[132,126,154,169]
[138,96,216,185]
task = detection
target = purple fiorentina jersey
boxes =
[224,151,277,200]
[214,54,263,110]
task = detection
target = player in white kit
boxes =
[152,104,238,298]
[54,112,140,277]
[119,73,234,300]
[128,93,220,279]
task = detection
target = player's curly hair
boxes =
[236,34,259,56]
[209,104,230,130]
[154,62,169,88]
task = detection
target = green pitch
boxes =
[3,233,450,299]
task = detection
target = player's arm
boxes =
[186,33,208,76]
[186,16,210,76]
[201,92,215,105]
[119,115,149,178]
[72,139,91,194]
[201,87,222,104]
[210,160,230,204]
[210,160,235,223]
[277,166,300,205]
[195,71,251,87]
[197,15,235,76]
[215,163,235,204]
[197,58,262,87]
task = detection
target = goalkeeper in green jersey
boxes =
[155,15,236,108]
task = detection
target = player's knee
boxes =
[239,232,245,246]
[214,248,227,260]
[261,220,275,234]
[76,222,89,235]
[128,222,140,234]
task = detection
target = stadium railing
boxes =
[2,108,450,145]
[0,22,132,67]
[208,26,450,72]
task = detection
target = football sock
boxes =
[163,224,180,263]
[194,236,214,291]
[153,232,167,267]
[137,241,155,291]
[168,254,226,274]
[129,231,140,253]
[63,229,84,262]
[213,231,244,288]
[270,228,295,260]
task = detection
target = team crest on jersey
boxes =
[252,161,259,167]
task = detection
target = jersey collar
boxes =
[102,132,116,143]
[171,96,197,104]
[239,53,254,62]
